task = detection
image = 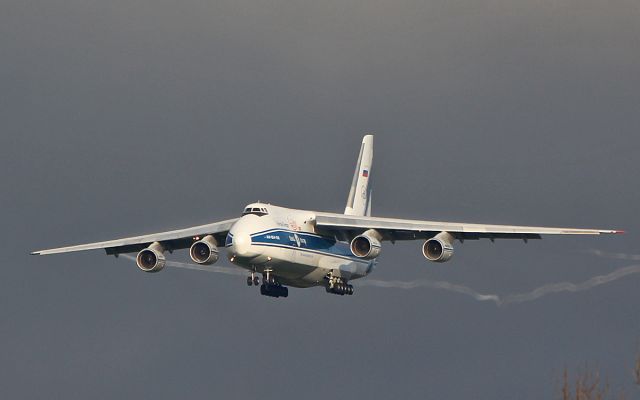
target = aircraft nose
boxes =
[230,232,252,256]
[229,231,253,257]
[228,216,261,259]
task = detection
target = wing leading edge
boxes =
[314,213,622,241]
[31,218,239,256]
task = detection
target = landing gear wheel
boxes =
[246,276,253,286]
[257,272,288,298]
[325,277,354,296]
[260,283,289,298]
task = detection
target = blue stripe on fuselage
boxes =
[249,229,367,263]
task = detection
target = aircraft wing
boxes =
[314,212,622,241]
[31,218,239,256]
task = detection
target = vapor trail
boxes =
[120,252,640,306]
[498,264,640,305]
[120,254,245,276]
[358,279,501,303]
[361,264,640,306]
[587,249,640,261]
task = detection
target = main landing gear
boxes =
[249,270,289,298]
[260,282,288,298]
[326,276,354,296]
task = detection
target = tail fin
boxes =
[344,135,373,216]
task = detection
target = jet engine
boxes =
[189,235,219,265]
[350,230,382,259]
[422,232,454,262]
[136,242,166,272]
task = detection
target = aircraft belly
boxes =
[231,228,375,288]
[262,246,371,287]
[260,245,322,288]
[317,255,371,281]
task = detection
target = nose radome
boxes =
[231,232,252,256]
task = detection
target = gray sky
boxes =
[2,0,639,398]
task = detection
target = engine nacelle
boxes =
[422,232,454,263]
[136,242,166,272]
[189,235,219,265]
[350,231,382,259]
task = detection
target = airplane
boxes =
[32,135,623,298]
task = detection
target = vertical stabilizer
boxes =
[344,135,373,216]
[365,189,372,216]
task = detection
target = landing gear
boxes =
[260,283,288,298]
[326,284,353,296]
[248,269,288,298]
[247,272,261,286]
[325,276,354,296]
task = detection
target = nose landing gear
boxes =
[246,271,260,286]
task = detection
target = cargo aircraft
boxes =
[32,135,622,298]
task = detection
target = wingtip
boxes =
[614,230,625,234]
[30,251,41,256]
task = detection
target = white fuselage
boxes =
[226,203,375,288]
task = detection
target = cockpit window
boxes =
[242,207,268,216]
